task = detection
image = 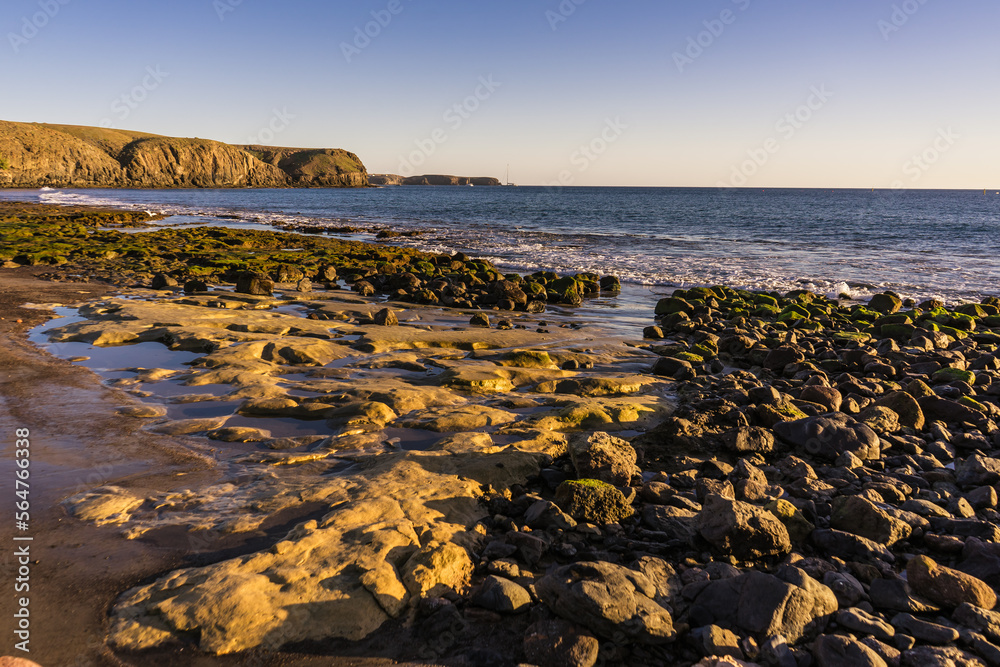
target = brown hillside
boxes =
[120,137,290,188]
[0,120,368,189]
[241,146,368,187]
[0,120,127,188]
[40,123,163,159]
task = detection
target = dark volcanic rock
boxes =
[836,607,895,643]
[151,272,178,289]
[523,619,600,667]
[696,494,791,560]
[875,391,925,430]
[470,575,531,614]
[812,529,895,563]
[869,576,941,614]
[688,566,836,644]
[183,279,208,294]
[957,455,1000,488]
[953,602,1000,642]
[764,345,806,370]
[830,495,912,545]
[891,612,960,644]
[812,633,888,667]
[569,431,637,486]
[641,505,698,545]
[469,312,490,327]
[801,385,843,412]
[651,356,695,380]
[695,624,745,661]
[869,292,903,314]
[773,412,880,462]
[524,500,577,531]
[373,307,398,326]
[919,396,984,424]
[906,555,997,610]
[959,539,1000,587]
[724,426,776,454]
[352,279,376,297]
[235,271,273,296]
[536,561,676,644]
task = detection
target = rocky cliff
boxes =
[369,173,501,186]
[241,146,368,188]
[0,120,368,189]
[119,138,290,188]
[0,122,129,188]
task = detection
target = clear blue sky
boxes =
[2,0,997,187]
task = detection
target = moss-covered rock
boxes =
[931,368,976,385]
[868,293,902,314]
[777,304,810,323]
[672,351,705,364]
[554,479,634,525]
[501,350,557,369]
[958,396,989,414]
[655,297,693,316]
[764,499,815,543]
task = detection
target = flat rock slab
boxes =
[535,375,656,397]
[62,486,144,525]
[354,327,561,353]
[401,405,518,432]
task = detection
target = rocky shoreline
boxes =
[7,202,1000,666]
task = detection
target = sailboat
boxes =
[504,164,517,187]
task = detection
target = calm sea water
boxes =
[5,186,1000,306]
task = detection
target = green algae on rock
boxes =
[554,479,634,524]
[1,202,623,318]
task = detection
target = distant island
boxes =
[0,120,368,189]
[369,173,502,186]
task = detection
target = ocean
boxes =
[5,186,1000,309]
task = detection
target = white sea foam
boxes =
[828,282,852,299]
